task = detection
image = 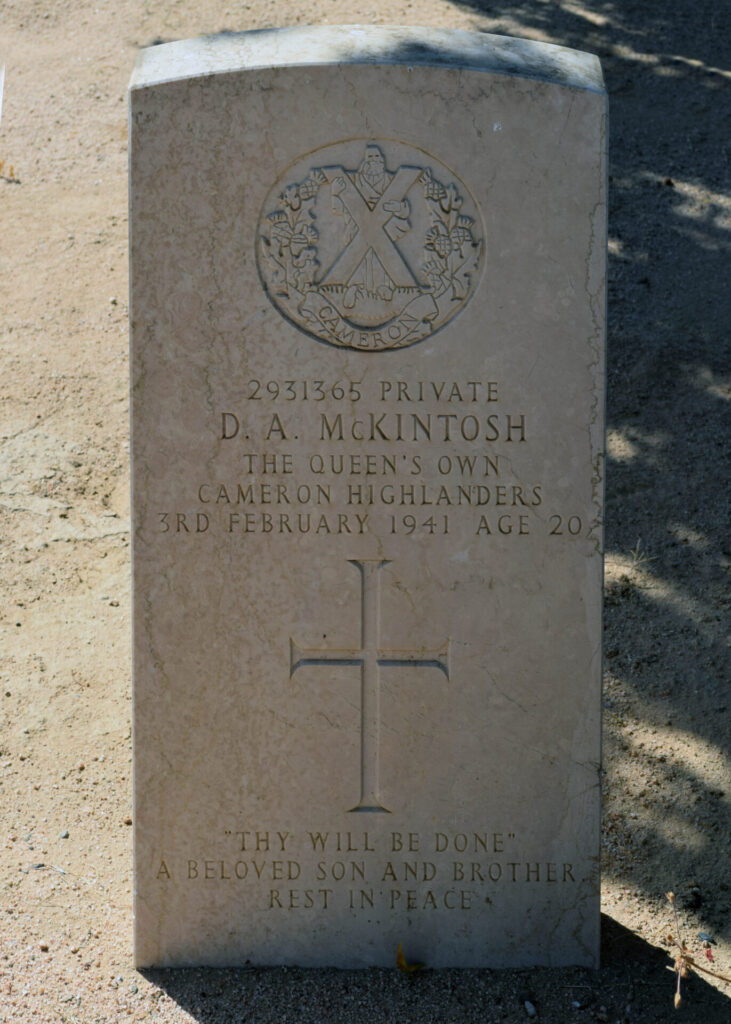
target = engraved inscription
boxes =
[290,560,450,812]
[148,376,592,543]
[154,827,586,918]
[258,141,483,349]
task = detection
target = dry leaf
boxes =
[397,942,425,973]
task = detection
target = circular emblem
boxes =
[257,140,484,351]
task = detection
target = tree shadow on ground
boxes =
[139,2,729,1009]
[141,916,728,1022]
[446,0,730,941]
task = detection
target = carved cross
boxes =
[290,559,450,813]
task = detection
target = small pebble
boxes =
[60,830,69,839]
[524,1000,537,1018]
[39,942,49,952]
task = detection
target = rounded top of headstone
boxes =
[129,25,605,95]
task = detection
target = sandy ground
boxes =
[0,1,729,1021]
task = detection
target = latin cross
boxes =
[290,559,450,812]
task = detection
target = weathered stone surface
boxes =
[130,25,606,968]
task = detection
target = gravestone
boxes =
[130,26,606,968]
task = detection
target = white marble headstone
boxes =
[130,25,606,968]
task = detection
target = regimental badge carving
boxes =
[257,140,484,351]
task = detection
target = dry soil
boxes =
[0,1,729,1022]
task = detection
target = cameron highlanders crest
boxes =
[257,140,484,350]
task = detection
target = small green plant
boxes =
[666,891,731,1008]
